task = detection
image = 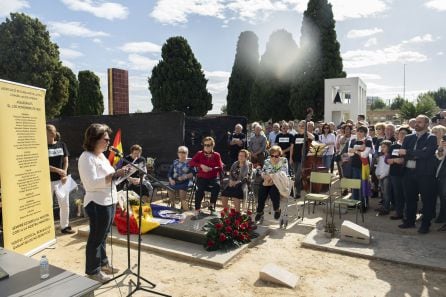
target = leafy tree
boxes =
[371,98,387,110]
[250,29,297,121]
[290,0,346,120]
[59,66,79,116]
[149,36,212,116]
[426,87,446,109]
[226,31,259,119]
[390,95,405,110]
[399,94,438,120]
[399,101,417,120]
[77,70,104,115]
[0,13,68,119]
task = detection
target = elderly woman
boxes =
[78,123,126,283]
[221,149,252,212]
[189,136,224,219]
[167,146,194,211]
[255,145,289,223]
[432,125,446,224]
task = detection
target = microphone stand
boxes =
[105,155,171,297]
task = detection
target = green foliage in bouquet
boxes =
[203,208,258,251]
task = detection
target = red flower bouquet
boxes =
[204,208,257,251]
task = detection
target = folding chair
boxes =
[333,178,364,223]
[302,172,333,223]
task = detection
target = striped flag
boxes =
[108,128,122,166]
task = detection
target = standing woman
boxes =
[319,123,336,171]
[221,149,252,212]
[189,136,224,219]
[78,123,126,283]
[47,124,74,234]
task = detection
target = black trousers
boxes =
[402,171,436,226]
[85,202,115,275]
[195,177,220,210]
[256,184,281,214]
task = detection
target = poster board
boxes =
[0,79,56,255]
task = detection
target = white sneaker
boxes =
[101,264,119,275]
[88,271,111,283]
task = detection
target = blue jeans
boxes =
[380,176,391,210]
[351,167,361,201]
[322,155,333,170]
[390,175,404,217]
[85,202,115,275]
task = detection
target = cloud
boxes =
[128,54,159,71]
[364,37,378,48]
[61,0,128,20]
[59,48,84,59]
[366,82,428,100]
[92,38,102,43]
[402,34,436,44]
[0,0,29,17]
[48,21,109,38]
[347,27,383,39]
[119,42,162,54]
[438,51,444,56]
[425,0,446,11]
[347,73,382,80]
[204,70,230,113]
[150,0,388,25]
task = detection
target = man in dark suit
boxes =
[435,139,446,231]
[398,115,438,233]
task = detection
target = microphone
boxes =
[109,146,124,158]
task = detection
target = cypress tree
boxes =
[250,29,298,121]
[290,0,346,120]
[149,36,212,116]
[226,31,259,118]
[59,66,79,116]
[77,70,104,115]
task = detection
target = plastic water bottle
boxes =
[40,255,49,279]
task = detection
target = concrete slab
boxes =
[78,224,270,269]
[302,228,446,271]
[259,263,298,288]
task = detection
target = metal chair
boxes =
[302,172,333,223]
[333,178,364,223]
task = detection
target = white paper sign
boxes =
[279,137,289,143]
[392,149,400,156]
[295,138,304,144]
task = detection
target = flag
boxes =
[108,128,122,166]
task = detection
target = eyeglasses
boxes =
[271,155,280,158]
[203,144,213,147]
[178,151,187,154]
[103,138,110,142]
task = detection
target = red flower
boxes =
[215,223,223,230]
[225,226,232,233]
[229,211,235,217]
[223,207,229,213]
[230,208,236,213]
[207,240,215,247]
[220,211,226,217]
[247,210,252,216]
[240,223,247,230]
[225,219,231,225]
[232,230,239,237]
[219,233,227,242]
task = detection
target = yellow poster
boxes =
[0,79,56,255]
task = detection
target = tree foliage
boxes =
[77,70,104,115]
[149,36,212,116]
[226,31,259,119]
[371,98,387,110]
[250,29,297,121]
[0,13,68,119]
[290,0,346,120]
[390,95,405,110]
[425,87,446,109]
[399,94,439,120]
[59,66,79,117]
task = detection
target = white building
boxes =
[324,77,367,125]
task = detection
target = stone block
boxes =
[340,220,370,244]
[259,263,298,288]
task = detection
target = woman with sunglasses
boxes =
[319,123,336,171]
[255,145,289,223]
[78,123,127,283]
[189,136,224,219]
[167,146,194,211]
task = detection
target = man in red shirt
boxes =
[189,136,224,219]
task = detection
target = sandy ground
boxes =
[31,194,446,297]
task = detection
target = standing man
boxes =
[399,115,438,233]
[274,123,293,160]
[249,125,267,167]
[268,123,280,146]
[228,124,246,164]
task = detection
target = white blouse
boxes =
[319,133,336,156]
[78,151,117,207]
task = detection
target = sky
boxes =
[1,0,445,114]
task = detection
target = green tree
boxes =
[250,29,297,121]
[226,31,259,119]
[390,95,405,110]
[371,98,387,110]
[290,0,346,120]
[400,101,417,120]
[59,66,79,116]
[426,87,446,109]
[149,36,212,116]
[0,13,68,119]
[77,70,104,115]
[399,94,439,120]
[220,104,227,115]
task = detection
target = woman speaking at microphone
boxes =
[78,123,127,283]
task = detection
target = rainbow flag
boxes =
[108,128,122,166]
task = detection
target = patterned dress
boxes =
[168,159,194,190]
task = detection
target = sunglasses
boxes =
[271,155,280,158]
[203,144,213,147]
